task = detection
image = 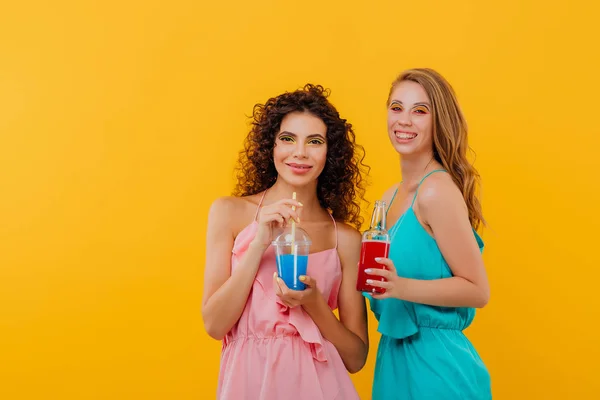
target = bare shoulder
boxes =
[209,196,244,219]
[335,221,362,268]
[209,195,238,211]
[417,172,466,213]
[208,194,261,234]
[336,221,362,246]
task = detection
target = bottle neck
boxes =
[370,203,387,231]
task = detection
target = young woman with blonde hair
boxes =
[364,68,491,399]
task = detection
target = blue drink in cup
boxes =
[272,226,311,290]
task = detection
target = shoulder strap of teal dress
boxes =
[410,169,447,207]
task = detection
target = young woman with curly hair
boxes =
[362,69,491,399]
[202,84,370,400]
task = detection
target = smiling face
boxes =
[273,111,328,187]
[387,80,434,157]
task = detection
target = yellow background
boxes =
[1,1,599,399]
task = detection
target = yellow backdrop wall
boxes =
[1,1,599,398]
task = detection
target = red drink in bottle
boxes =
[356,200,390,294]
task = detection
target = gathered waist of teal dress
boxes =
[364,294,475,340]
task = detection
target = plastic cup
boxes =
[272,227,311,290]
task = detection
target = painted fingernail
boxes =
[298,202,303,206]
[364,269,372,273]
[299,276,306,281]
[375,257,382,262]
[366,279,373,284]
[273,272,277,278]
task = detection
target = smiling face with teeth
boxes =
[387,80,434,158]
[273,111,328,188]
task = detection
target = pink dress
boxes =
[217,196,360,400]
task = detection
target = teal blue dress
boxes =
[365,170,491,399]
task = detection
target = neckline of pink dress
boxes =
[235,220,340,258]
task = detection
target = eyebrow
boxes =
[390,100,431,107]
[279,131,327,140]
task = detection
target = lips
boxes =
[286,163,313,174]
[394,130,418,142]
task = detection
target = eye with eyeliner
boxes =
[413,106,429,114]
[308,138,325,145]
[390,102,403,112]
[278,134,295,143]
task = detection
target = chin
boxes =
[291,175,317,187]
[276,172,315,188]
[392,144,419,156]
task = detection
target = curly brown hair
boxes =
[233,84,369,229]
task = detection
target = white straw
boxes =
[291,192,297,245]
[292,192,299,264]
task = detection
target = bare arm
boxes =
[201,197,264,340]
[369,176,490,308]
[306,226,369,373]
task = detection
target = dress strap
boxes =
[328,212,338,249]
[253,190,268,221]
[387,186,400,212]
[410,169,446,207]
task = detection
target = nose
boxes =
[293,142,307,158]
[397,110,413,127]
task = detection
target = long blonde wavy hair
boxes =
[388,68,485,230]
